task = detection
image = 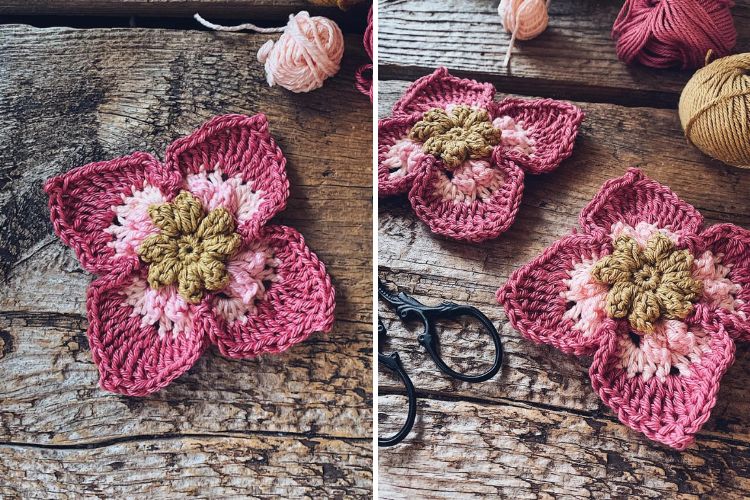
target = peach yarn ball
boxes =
[257,11,344,93]
[498,0,549,41]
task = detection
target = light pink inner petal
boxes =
[609,221,680,247]
[562,256,609,337]
[693,250,746,315]
[493,115,536,156]
[122,278,195,338]
[433,160,504,204]
[212,245,279,324]
[618,320,712,382]
[382,138,425,181]
[186,168,265,225]
[105,184,165,259]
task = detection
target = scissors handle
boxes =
[419,303,503,383]
[379,280,503,383]
[378,320,417,447]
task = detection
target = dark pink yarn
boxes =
[612,0,736,69]
[355,6,373,101]
[378,68,583,242]
[498,168,750,449]
[44,114,336,396]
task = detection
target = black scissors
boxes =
[378,279,503,447]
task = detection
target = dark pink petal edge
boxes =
[209,224,336,359]
[44,152,160,275]
[497,232,616,356]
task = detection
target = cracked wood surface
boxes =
[378,0,750,108]
[378,77,750,498]
[0,24,372,497]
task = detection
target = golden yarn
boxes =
[139,192,241,304]
[409,106,501,168]
[591,234,702,334]
[679,52,750,169]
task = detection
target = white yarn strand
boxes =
[193,13,286,33]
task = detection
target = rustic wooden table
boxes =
[0,2,372,497]
[378,0,750,498]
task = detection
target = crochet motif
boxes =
[498,168,750,449]
[45,114,336,396]
[379,67,584,242]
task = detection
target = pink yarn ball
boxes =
[612,0,737,69]
[498,0,549,41]
[355,6,373,101]
[257,11,344,93]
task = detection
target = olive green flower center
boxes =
[591,233,703,334]
[138,191,241,304]
[409,105,501,169]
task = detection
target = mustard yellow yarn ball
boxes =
[679,53,750,169]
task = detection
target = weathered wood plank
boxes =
[0,312,370,443]
[378,396,750,499]
[378,79,750,446]
[0,435,371,498]
[0,24,372,495]
[0,0,352,18]
[378,0,750,107]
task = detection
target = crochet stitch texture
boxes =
[378,67,584,242]
[45,114,336,396]
[498,168,750,449]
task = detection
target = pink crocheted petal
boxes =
[490,98,584,175]
[164,114,289,238]
[408,153,524,242]
[590,320,735,450]
[579,168,703,237]
[44,152,161,275]
[378,115,434,196]
[86,271,210,396]
[698,223,750,341]
[208,225,335,359]
[391,67,496,116]
[497,232,617,355]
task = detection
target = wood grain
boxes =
[0,0,358,19]
[0,24,372,497]
[0,436,371,498]
[378,78,750,496]
[379,396,750,499]
[378,0,750,107]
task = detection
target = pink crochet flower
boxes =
[45,114,335,396]
[379,67,584,242]
[498,168,750,449]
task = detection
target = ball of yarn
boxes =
[498,0,549,41]
[612,0,736,70]
[355,6,373,101]
[257,11,344,93]
[679,53,750,168]
[498,0,550,66]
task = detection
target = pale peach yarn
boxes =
[498,0,551,66]
[194,11,344,93]
[258,12,344,93]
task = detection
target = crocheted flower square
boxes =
[45,114,335,396]
[379,67,584,242]
[498,168,750,449]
